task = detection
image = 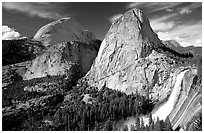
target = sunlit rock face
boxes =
[85,8,202,131]
[33,18,97,47]
[24,41,100,80]
[25,18,101,80]
[86,8,190,102]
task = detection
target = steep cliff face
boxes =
[33,18,97,47]
[84,8,201,130]
[85,8,194,102]
[24,18,101,81]
[24,41,100,80]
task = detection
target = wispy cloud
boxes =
[126,2,202,47]
[127,2,181,12]
[108,14,123,23]
[179,7,192,15]
[2,25,22,40]
[157,21,202,47]
[127,2,201,15]
[149,14,179,32]
[178,2,201,15]
[2,2,70,19]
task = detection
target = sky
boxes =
[2,2,202,47]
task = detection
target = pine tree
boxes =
[93,121,99,131]
[154,117,161,131]
[140,117,146,131]
[164,117,172,131]
[112,123,118,131]
[130,124,136,131]
[129,96,133,115]
[148,114,154,131]
[160,120,165,131]
[104,119,113,131]
[122,125,128,131]
[135,113,140,130]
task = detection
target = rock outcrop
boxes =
[85,8,201,130]
[163,40,182,50]
[24,41,100,80]
[86,8,192,102]
[33,18,97,47]
[24,18,101,80]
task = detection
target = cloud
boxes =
[127,2,201,15]
[157,31,202,47]
[2,2,69,19]
[166,8,174,12]
[109,14,123,23]
[117,2,202,47]
[149,14,178,32]
[156,21,202,47]
[157,32,173,40]
[179,7,192,15]
[195,39,202,46]
[157,31,188,46]
[178,2,201,15]
[127,2,181,12]
[2,25,21,40]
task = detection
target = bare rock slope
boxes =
[85,8,202,130]
[33,18,97,47]
[86,8,193,101]
[25,18,101,80]
[24,41,100,80]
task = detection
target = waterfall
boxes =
[117,69,189,130]
[151,69,188,121]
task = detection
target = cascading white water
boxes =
[116,69,189,130]
[151,69,189,121]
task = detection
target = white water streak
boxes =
[152,70,188,121]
